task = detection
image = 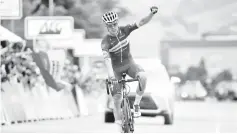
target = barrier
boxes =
[75,85,88,116]
[0,78,82,126]
[1,99,10,125]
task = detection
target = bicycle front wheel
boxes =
[121,98,134,133]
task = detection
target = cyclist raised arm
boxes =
[102,6,158,81]
[136,6,158,27]
[101,6,158,132]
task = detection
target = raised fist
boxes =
[150,6,158,14]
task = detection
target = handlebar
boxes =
[106,78,139,85]
[105,73,140,95]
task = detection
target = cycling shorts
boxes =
[111,60,144,96]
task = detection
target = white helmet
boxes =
[102,11,118,24]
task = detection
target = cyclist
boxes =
[101,6,158,131]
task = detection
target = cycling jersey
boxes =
[101,23,139,68]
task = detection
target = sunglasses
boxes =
[106,22,118,28]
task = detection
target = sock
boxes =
[115,120,123,132]
[115,120,122,125]
[134,94,142,105]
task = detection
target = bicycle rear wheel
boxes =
[121,98,134,133]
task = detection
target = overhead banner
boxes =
[24,16,74,40]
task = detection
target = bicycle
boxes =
[106,73,140,133]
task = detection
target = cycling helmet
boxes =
[102,11,118,24]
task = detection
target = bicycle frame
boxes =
[106,73,139,133]
[120,74,130,100]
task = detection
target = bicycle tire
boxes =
[121,99,130,133]
[126,99,134,132]
[121,98,134,133]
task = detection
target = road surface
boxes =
[1,101,237,133]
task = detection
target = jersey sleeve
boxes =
[101,37,109,52]
[101,37,110,59]
[125,23,139,35]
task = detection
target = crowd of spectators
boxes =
[1,40,36,91]
[1,40,105,96]
[1,40,78,92]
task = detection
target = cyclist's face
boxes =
[106,21,119,36]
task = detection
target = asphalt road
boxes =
[1,101,237,133]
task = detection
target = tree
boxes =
[2,0,129,39]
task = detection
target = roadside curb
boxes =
[1,114,80,126]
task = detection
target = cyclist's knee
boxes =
[137,72,147,84]
[136,72,147,91]
[113,94,122,104]
[111,83,122,96]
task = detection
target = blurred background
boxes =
[1,0,237,133]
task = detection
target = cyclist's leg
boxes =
[127,61,147,96]
[111,71,123,130]
[111,65,130,132]
[127,61,147,117]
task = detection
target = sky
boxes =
[119,0,182,17]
